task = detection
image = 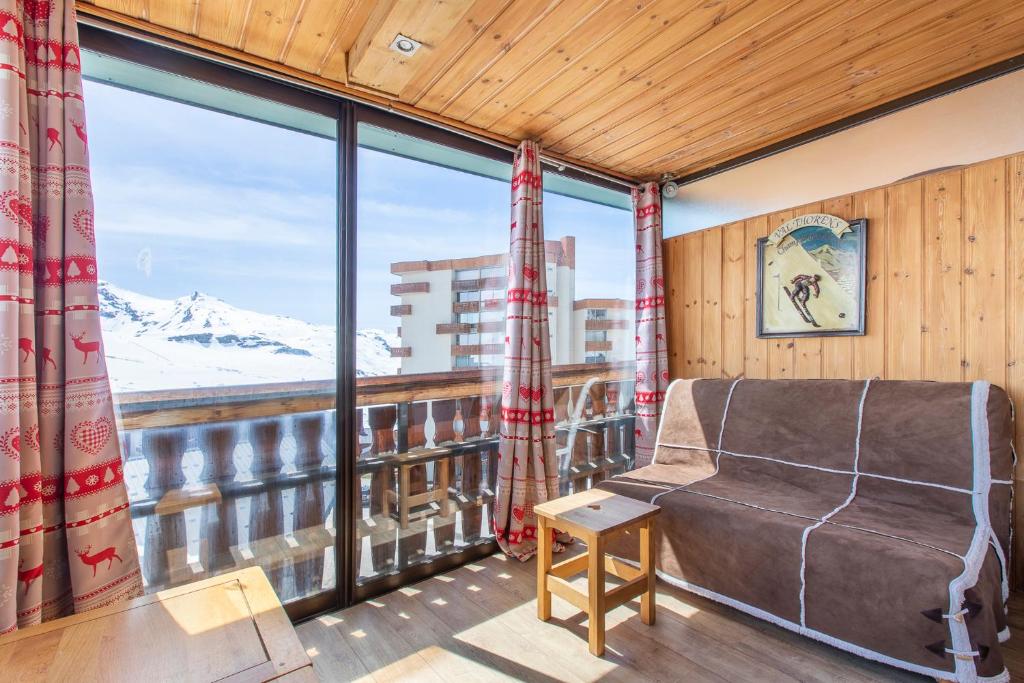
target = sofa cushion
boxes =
[857,381,975,489]
[827,477,977,554]
[602,484,812,624]
[717,379,865,470]
[654,378,732,468]
[684,456,852,520]
[803,522,974,671]
[804,523,1008,680]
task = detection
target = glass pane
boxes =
[543,178,636,494]
[355,122,636,589]
[83,52,338,604]
[356,123,507,585]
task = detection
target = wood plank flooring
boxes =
[298,547,1024,682]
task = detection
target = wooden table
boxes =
[534,488,660,656]
[0,567,315,682]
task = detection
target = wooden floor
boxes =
[298,546,1024,682]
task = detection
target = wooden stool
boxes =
[534,488,660,656]
[384,457,451,529]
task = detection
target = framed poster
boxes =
[756,213,867,338]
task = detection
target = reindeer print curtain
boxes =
[492,141,566,560]
[632,182,668,468]
[0,0,142,634]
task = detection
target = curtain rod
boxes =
[75,13,639,191]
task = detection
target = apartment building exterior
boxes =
[390,236,632,374]
[573,299,633,364]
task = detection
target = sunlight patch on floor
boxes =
[316,614,343,626]
[453,620,619,680]
[653,591,702,619]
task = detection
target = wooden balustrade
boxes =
[114,363,635,600]
[430,399,457,554]
[459,396,484,544]
[397,402,429,567]
[366,405,397,575]
[588,382,608,486]
[292,413,326,598]
[141,428,187,588]
[199,424,237,575]
[248,419,285,592]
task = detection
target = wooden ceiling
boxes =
[76,0,1024,182]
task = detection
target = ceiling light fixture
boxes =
[389,34,422,56]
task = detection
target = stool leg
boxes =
[399,465,411,530]
[588,535,606,655]
[640,519,655,626]
[537,517,551,621]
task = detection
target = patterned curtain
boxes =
[633,182,668,468]
[0,1,142,634]
[493,140,567,560]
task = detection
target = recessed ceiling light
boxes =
[389,34,421,56]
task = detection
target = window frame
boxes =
[80,24,353,623]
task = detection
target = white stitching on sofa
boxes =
[945,380,994,683]
[656,443,978,495]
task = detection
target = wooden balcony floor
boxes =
[298,546,1024,682]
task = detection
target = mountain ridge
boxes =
[97,281,397,391]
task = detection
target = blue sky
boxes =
[84,80,633,330]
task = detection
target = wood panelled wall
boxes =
[663,151,1024,586]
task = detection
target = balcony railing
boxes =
[114,362,636,603]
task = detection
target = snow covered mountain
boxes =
[97,281,398,391]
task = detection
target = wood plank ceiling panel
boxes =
[278,0,357,77]
[630,0,1024,175]
[239,0,305,62]
[194,0,250,48]
[395,0,513,103]
[145,0,195,34]
[348,0,477,96]
[596,0,941,170]
[77,0,1024,182]
[573,0,905,164]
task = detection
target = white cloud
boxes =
[91,165,335,247]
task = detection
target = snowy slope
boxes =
[97,281,398,391]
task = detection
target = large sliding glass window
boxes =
[80,26,636,611]
[83,47,339,608]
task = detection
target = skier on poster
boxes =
[783,273,822,328]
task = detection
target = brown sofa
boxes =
[598,379,1014,682]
